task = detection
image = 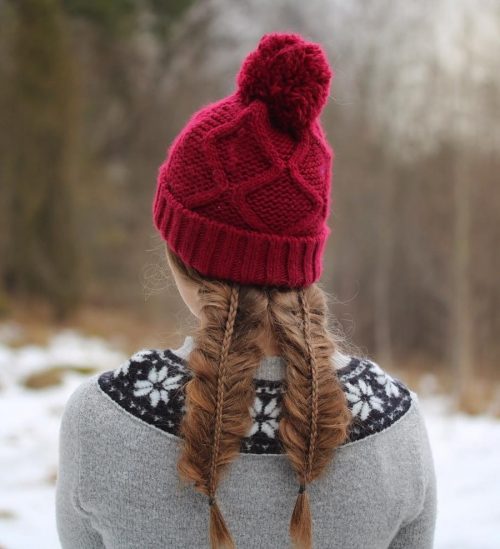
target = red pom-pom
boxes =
[237,33,333,133]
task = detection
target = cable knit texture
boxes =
[55,337,438,548]
[152,33,334,287]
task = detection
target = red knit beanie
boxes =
[153,32,334,288]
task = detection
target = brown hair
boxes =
[166,244,352,549]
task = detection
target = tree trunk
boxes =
[374,159,395,368]
[451,147,473,411]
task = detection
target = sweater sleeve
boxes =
[55,378,105,549]
[388,395,438,548]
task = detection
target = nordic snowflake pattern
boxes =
[98,349,413,454]
[241,382,285,453]
[132,365,183,408]
[344,378,384,421]
[249,396,280,438]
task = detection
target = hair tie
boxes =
[298,483,306,494]
[208,496,216,506]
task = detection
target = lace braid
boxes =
[267,285,352,549]
[299,288,319,481]
[207,285,239,548]
[173,265,269,547]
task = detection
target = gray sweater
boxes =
[55,335,437,548]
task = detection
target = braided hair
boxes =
[167,245,352,548]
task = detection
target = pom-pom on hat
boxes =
[237,33,332,134]
[153,32,334,288]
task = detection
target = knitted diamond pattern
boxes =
[165,96,330,237]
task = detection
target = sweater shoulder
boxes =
[95,347,415,453]
[334,354,415,444]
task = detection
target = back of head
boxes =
[153,32,352,549]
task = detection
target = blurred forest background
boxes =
[1,0,499,413]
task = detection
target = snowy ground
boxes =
[0,324,499,549]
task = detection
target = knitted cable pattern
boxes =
[153,33,335,287]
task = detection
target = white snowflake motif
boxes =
[113,349,152,378]
[248,396,280,438]
[345,378,384,421]
[133,366,183,408]
[113,359,131,378]
[368,361,401,398]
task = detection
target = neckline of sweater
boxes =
[171,334,352,382]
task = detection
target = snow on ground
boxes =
[0,323,499,549]
[0,325,127,549]
[418,396,500,549]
